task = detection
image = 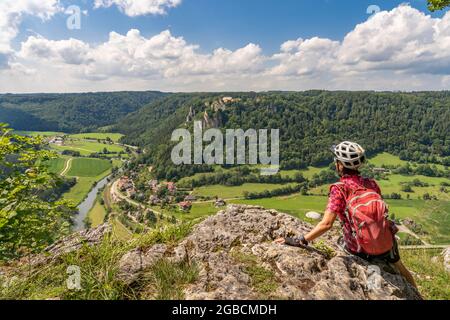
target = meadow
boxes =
[67,133,124,143]
[87,199,108,228]
[51,139,125,157]
[66,158,111,177]
[192,183,297,198]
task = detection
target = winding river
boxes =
[73,175,111,231]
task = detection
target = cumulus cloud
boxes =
[3,4,450,92]
[0,0,61,68]
[94,0,182,16]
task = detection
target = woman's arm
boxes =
[275,210,338,245]
[304,210,338,242]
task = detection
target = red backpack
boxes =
[334,182,395,256]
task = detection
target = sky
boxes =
[1,0,450,93]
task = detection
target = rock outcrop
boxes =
[119,205,421,300]
[29,223,112,266]
[443,248,450,272]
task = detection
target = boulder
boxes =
[118,205,421,300]
[306,211,322,220]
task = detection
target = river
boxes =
[73,175,111,231]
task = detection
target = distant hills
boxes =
[0,91,167,133]
[2,90,449,179]
[113,91,450,179]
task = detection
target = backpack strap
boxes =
[330,182,346,200]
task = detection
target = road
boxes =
[60,157,73,176]
[399,244,449,250]
[110,179,169,221]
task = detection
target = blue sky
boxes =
[2,0,450,93]
[13,0,447,54]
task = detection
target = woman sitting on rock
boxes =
[276,141,418,290]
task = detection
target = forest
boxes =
[0,91,166,133]
[114,91,450,180]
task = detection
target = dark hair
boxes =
[342,167,360,176]
[336,160,360,176]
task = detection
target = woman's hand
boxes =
[274,237,286,244]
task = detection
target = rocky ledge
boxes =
[119,205,421,300]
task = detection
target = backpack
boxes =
[333,182,394,256]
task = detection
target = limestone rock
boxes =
[443,248,450,272]
[118,205,421,300]
[306,211,322,220]
[29,223,112,266]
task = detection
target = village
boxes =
[110,172,227,230]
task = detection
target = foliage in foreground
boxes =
[428,0,450,11]
[402,248,450,300]
[0,124,75,260]
[0,222,197,300]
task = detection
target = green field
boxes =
[232,195,328,221]
[66,158,111,177]
[88,199,107,227]
[227,195,450,245]
[369,152,408,167]
[51,140,125,157]
[68,133,124,142]
[377,174,450,200]
[280,166,326,180]
[192,183,297,199]
[14,130,64,137]
[44,157,68,174]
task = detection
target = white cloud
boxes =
[3,4,450,92]
[19,36,91,65]
[94,0,182,16]
[0,0,61,68]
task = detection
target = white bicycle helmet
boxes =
[331,141,366,170]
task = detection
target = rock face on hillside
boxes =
[119,205,421,300]
[30,223,112,266]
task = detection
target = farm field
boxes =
[227,195,450,245]
[51,140,125,157]
[14,130,64,137]
[309,173,450,200]
[66,158,112,177]
[87,199,107,227]
[280,166,326,180]
[67,133,124,142]
[192,183,297,199]
[368,152,408,167]
[45,156,68,174]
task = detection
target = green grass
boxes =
[63,177,100,205]
[51,140,125,157]
[229,195,450,245]
[88,200,107,227]
[386,200,450,245]
[68,133,124,143]
[280,166,325,180]
[369,152,408,167]
[14,130,64,137]
[231,194,328,222]
[66,158,111,177]
[44,157,68,174]
[231,250,278,299]
[111,217,133,241]
[402,249,450,300]
[377,174,450,200]
[193,183,297,199]
[0,222,196,300]
[138,260,199,300]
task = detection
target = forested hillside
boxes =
[115,91,450,180]
[0,91,166,133]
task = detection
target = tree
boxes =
[0,124,75,260]
[428,0,450,11]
